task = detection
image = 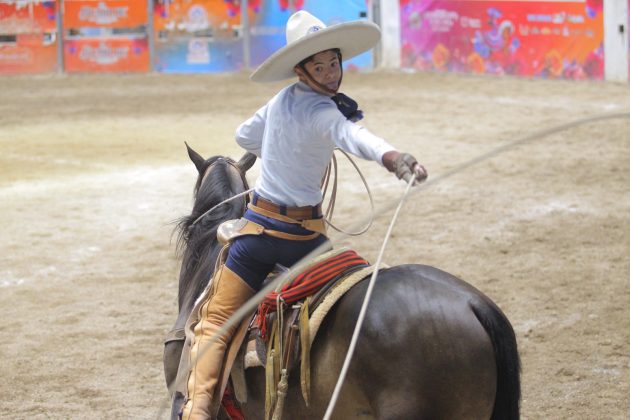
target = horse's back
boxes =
[304,264,509,419]
[241,263,519,420]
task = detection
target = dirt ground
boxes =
[0,70,628,419]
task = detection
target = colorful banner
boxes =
[62,0,148,28]
[152,0,248,72]
[0,0,57,33]
[0,1,58,74]
[304,0,372,70]
[61,1,149,73]
[63,37,149,72]
[247,0,293,69]
[0,32,58,74]
[153,0,249,33]
[152,0,372,73]
[248,0,372,71]
[400,0,604,79]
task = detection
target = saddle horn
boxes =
[237,152,257,173]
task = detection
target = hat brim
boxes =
[250,20,381,83]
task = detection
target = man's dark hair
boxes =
[298,48,341,68]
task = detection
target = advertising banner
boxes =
[0,0,57,33]
[400,0,604,79]
[153,0,247,72]
[302,0,372,71]
[62,0,149,73]
[152,0,372,73]
[62,0,148,29]
[0,32,57,74]
[247,0,292,69]
[0,0,58,74]
[248,0,372,71]
[64,37,149,72]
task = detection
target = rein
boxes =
[190,188,254,227]
[190,158,253,227]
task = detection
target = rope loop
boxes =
[322,148,375,236]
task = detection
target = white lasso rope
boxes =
[322,172,416,420]
[190,187,254,226]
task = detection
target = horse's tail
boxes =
[470,298,521,420]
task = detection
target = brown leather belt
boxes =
[251,192,322,221]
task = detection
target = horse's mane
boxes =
[174,156,248,309]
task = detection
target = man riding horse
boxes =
[178,11,427,419]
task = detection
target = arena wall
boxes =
[0,1,58,74]
[0,0,628,82]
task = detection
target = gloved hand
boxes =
[392,152,428,185]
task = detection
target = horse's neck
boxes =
[179,185,246,311]
[179,234,223,309]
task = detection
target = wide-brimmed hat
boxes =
[250,11,381,83]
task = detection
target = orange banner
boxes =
[63,0,147,28]
[0,1,58,34]
[0,33,58,74]
[153,0,244,33]
[63,37,149,72]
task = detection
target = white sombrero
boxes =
[250,11,381,83]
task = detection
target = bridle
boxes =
[191,157,253,227]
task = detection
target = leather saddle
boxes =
[220,251,381,419]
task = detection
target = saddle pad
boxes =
[256,248,369,338]
[243,263,383,369]
[308,263,386,346]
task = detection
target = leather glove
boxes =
[393,152,428,185]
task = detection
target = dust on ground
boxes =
[1,70,629,419]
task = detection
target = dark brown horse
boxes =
[164,145,521,419]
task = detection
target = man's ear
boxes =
[294,65,304,79]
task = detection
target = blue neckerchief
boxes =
[332,93,364,122]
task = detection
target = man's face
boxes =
[295,49,342,95]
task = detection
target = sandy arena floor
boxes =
[0,70,628,419]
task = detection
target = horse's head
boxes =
[175,143,256,307]
[180,143,256,237]
[186,142,256,204]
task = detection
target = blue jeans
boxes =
[224,209,330,291]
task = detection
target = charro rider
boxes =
[179,10,428,419]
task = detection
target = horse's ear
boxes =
[185,142,206,174]
[237,152,257,173]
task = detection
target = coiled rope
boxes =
[321,148,375,236]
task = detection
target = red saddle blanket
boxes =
[255,249,369,339]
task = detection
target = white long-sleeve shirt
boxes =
[236,81,396,207]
